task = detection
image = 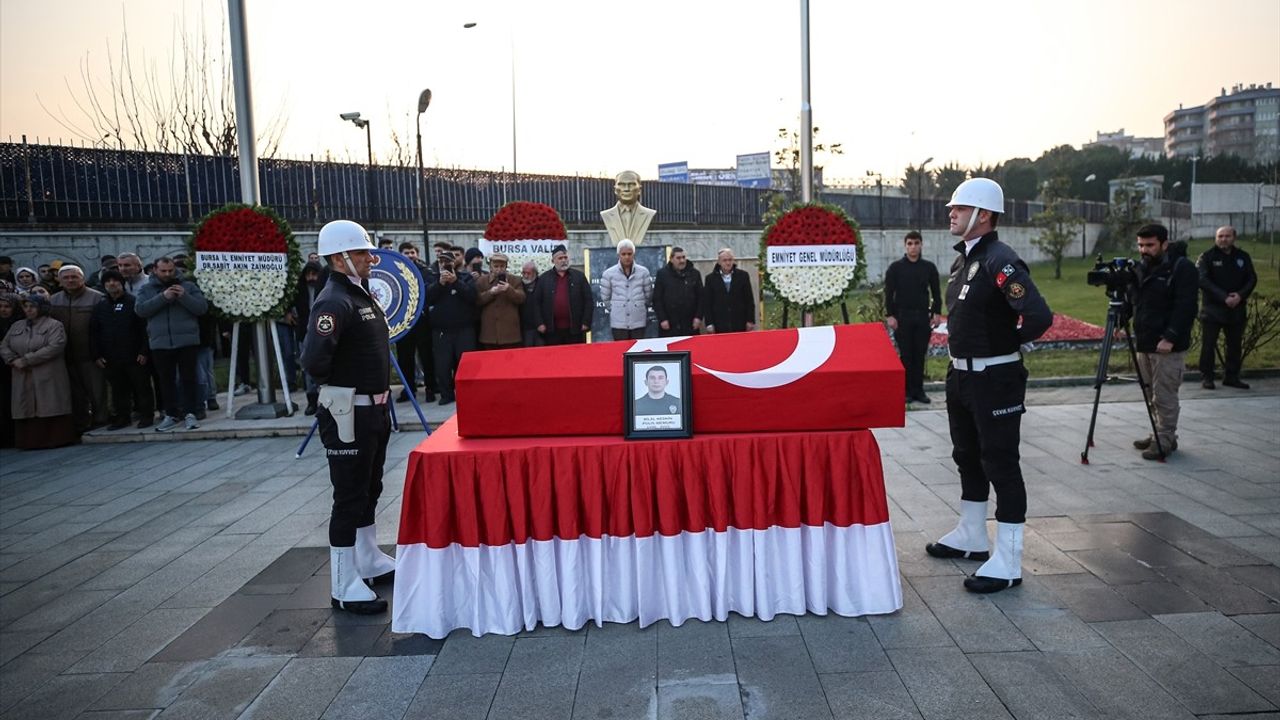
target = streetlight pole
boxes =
[1083,173,1096,257]
[1190,155,1199,237]
[341,113,375,230]
[798,0,813,203]
[914,157,933,231]
[416,89,432,246]
[1171,180,1183,239]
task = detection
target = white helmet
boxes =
[317,220,372,257]
[946,178,1005,214]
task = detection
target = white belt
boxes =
[351,391,389,406]
[949,352,1021,372]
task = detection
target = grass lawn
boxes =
[763,235,1280,378]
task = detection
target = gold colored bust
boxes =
[601,170,657,245]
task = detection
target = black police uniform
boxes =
[884,254,942,401]
[944,232,1052,524]
[1196,245,1257,384]
[300,272,392,548]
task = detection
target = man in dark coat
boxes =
[533,244,593,345]
[702,248,755,334]
[425,254,478,405]
[884,231,942,403]
[653,246,703,337]
[89,270,154,430]
[1196,225,1257,389]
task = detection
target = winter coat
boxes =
[533,268,594,332]
[89,292,149,363]
[0,316,73,419]
[476,272,526,345]
[1132,252,1198,354]
[599,263,653,330]
[134,273,208,350]
[702,266,756,333]
[653,262,703,335]
[49,287,104,362]
[1197,245,1257,325]
[425,268,479,330]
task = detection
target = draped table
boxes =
[392,417,902,638]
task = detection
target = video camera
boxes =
[1086,255,1137,295]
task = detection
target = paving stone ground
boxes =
[2,381,1278,719]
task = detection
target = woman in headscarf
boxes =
[0,293,19,447]
[0,294,78,449]
[14,267,38,295]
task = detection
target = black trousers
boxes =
[318,404,390,546]
[151,345,201,418]
[432,327,477,401]
[660,323,700,338]
[946,362,1029,524]
[396,321,436,395]
[543,328,585,345]
[894,313,932,399]
[104,359,154,422]
[1199,318,1244,381]
[611,327,646,341]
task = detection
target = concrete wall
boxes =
[1190,183,1280,238]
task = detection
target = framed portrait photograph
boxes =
[623,351,693,440]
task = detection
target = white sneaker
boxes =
[233,383,253,396]
[184,413,199,430]
[155,416,179,432]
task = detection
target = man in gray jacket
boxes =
[135,256,208,431]
[599,239,653,340]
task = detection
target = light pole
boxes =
[914,157,933,231]
[464,22,517,176]
[798,0,813,203]
[341,112,376,231]
[1083,173,1096,257]
[1171,181,1182,239]
[415,89,432,245]
[1190,155,1199,236]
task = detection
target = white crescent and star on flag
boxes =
[627,326,837,390]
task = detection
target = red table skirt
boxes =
[393,418,903,638]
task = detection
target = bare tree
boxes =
[37,5,285,157]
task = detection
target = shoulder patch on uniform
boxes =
[966,261,980,280]
[1007,282,1026,299]
[316,313,336,335]
[995,263,1016,288]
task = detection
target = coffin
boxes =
[454,324,905,438]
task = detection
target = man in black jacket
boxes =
[425,254,478,405]
[884,231,942,404]
[534,244,593,345]
[653,246,703,337]
[1130,224,1198,461]
[89,270,154,430]
[702,249,755,334]
[1197,226,1257,390]
[394,242,437,404]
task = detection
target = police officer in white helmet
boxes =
[925,178,1052,594]
[300,220,397,614]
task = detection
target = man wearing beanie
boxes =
[534,244,593,345]
[90,269,154,430]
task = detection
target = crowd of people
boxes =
[0,239,758,448]
[380,239,757,408]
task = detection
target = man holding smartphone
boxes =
[476,253,526,350]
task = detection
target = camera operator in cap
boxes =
[300,219,397,615]
[925,178,1052,594]
[1197,225,1256,390]
[1129,224,1198,461]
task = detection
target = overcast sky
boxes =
[2,0,1277,183]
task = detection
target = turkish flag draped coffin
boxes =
[455,324,905,437]
[393,418,902,638]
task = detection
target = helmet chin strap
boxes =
[963,207,982,238]
[340,251,368,293]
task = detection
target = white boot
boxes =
[330,546,386,614]
[354,525,396,583]
[926,500,991,560]
[965,522,1024,593]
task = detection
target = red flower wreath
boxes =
[759,202,866,311]
[484,201,567,241]
[188,203,301,322]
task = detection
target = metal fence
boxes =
[1,141,1115,230]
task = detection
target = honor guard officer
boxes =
[925,178,1052,594]
[301,220,398,614]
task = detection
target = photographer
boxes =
[1130,224,1198,461]
[425,250,478,405]
[134,256,208,432]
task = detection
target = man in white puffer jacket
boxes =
[599,239,653,341]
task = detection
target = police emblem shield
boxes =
[369,249,427,342]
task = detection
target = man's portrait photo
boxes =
[624,352,692,439]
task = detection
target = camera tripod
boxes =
[1081,297,1165,464]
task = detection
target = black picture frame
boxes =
[623,351,693,440]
